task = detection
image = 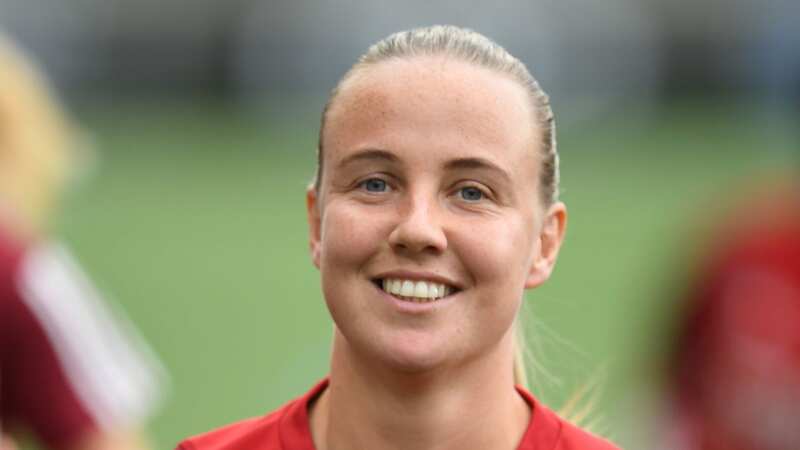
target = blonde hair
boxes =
[0,33,82,233]
[313,25,561,388]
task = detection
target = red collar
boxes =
[278,378,562,450]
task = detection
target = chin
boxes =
[360,329,456,374]
[383,350,446,373]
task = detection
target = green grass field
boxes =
[32,101,795,449]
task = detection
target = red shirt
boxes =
[667,190,800,450]
[177,379,619,450]
[0,229,163,449]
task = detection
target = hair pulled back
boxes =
[315,25,559,206]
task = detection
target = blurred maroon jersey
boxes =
[0,227,163,449]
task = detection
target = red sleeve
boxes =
[0,242,98,449]
[1,239,164,449]
[558,420,621,450]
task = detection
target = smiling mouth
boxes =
[372,278,458,303]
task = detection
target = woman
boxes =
[178,25,619,450]
[0,33,164,450]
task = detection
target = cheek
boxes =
[319,201,386,274]
[449,215,535,351]
[317,202,394,342]
[454,215,535,288]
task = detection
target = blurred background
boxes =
[1,0,797,448]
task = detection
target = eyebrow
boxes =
[337,150,513,185]
[336,149,399,168]
[444,157,512,185]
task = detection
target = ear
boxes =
[306,186,322,269]
[525,202,567,289]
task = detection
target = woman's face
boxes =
[308,56,566,372]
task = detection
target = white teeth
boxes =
[379,278,454,302]
[401,280,415,296]
[414,281,428,298]
[390,280,402,295]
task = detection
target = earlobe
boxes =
[306,187,322,269]
[525,202,567,289]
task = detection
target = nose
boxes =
[388,192,448,255]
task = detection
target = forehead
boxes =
[323,56,539,174]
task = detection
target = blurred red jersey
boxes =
[0,228,163,449]
[176,378,619,450]
[667,181,800,450]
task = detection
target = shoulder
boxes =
[0,230,34,343]
[556,420,621,450]
[175,413,284,450]
[516,385,621,450]
[1,237,165,447]
[176,380,327,450]
[0,227,25,290]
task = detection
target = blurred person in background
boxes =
[0,33,164,450]
[662,173,800,450]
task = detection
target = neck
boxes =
[0,200,38,244]
[310,330,530,450]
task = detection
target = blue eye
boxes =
[362,178,388,192]
[460,186,484,201]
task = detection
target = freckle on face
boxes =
[316,56,543,372]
